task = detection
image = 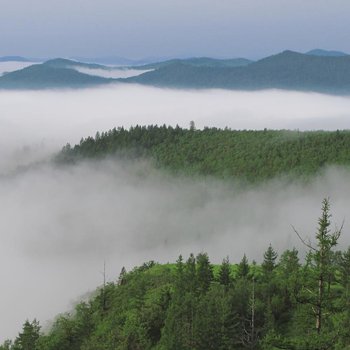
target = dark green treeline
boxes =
[58,125,350,182]
[3,199,350,350]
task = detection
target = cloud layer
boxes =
[74,67,152,78]
[1,159,350,341]
[1,85,350,173]
[1,86,350,340]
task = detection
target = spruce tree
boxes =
[291,198,342,348]
[237,254,250,279]
[196,252,214,294]
[218,256,232,287]
[262,245,278,275]
[13,320,40,350]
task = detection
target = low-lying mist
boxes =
[74,67,152,78]
[1,159,350,341]
[1,85,350,341]
[0,62,37,76]
[1,85,350,172]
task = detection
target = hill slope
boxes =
[58,125,350,182]
[2,51,350,92]
[126,50,350,93]
[132,57,253,70]
[305,48,349,57]
[0,56,37,62]
[0,63,113,89]
[4,236,350,350]
[42,58,109,70]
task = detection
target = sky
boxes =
[1,0,350,59]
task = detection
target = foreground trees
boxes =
[2,199,349,349]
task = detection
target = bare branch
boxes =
[291,225,316,251]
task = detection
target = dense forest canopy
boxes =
[3,199,350,349]
[58,125,350,183]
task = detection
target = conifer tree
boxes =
[262,244,278,275]
[237,254,250,279]
[290,198,342,348]
[13,320,40,350]
[196,252,213,293]
[218,256,232,287]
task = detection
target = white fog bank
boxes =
[1,85,350,341]
[1,160,350,341]
[1,86,350,172]
[74,67,153,78]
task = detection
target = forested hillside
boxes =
[3,199,350,349]
[3,50,350,92]
[125,51,350,93]
[58,125,350,182]
[131,57,253,70]
[0,64,112,89]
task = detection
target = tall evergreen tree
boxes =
[184,253,196,293]
[218,256,232,287]
[196,252,213,294]
[13,320,40,350]
[237,254,250,279]
[288,198,342,349]
[262,245,278,275]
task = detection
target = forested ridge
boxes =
[3,199,350,349]
[58,125,350,182]
[125,51,350,93]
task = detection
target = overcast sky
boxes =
[1,0,350,59]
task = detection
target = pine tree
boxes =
[117,266,127,285]
[262,244,278,275]
[175,254,185,292]
[292,198,342,348]
[13,320,40,350]
[196,252,213,294]
[218,256,232,287]
[237,254,250,279]
[184,253,197,293]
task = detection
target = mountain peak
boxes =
[305,49,348,57]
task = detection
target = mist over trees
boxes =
[58,125,350,183]
[2,199,350,349]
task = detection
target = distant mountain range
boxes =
[69,56,151,66]
[0,63,112,89]
[132,57,253,70]
[42,58,109,70]
[0,56,41,62]
[125,50,350,93]
[1,50,350,93]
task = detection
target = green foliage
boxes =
[218,256,232,287]
[237,254,250,279]
[262,244,278,275]
[12,320,40,350]
[4,199,350,349]
[196,252,214,293]
[57,125,350,183]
